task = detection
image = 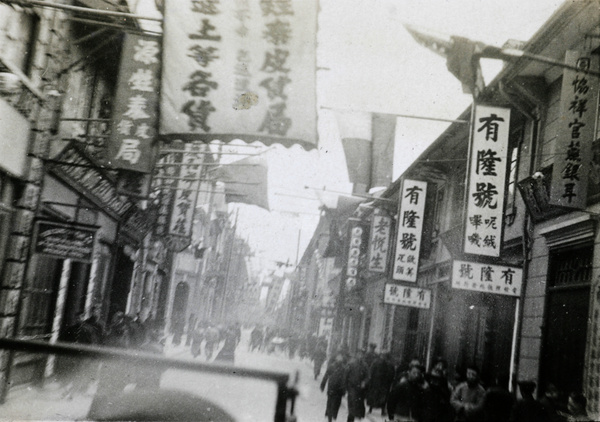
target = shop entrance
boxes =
[108,246,134,321]
[541,246,592,397]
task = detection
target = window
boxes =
[505,126,525,223]
[0,5,40,76]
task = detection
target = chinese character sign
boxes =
[345,220,367,291]
[550,51,599,209]
[160,0,317,148]
[168,142,204,249]
[108,33,160,172]
[464,106,510,257]
[452,260,522,297]
[368,209,392,273]
[384,283,431,309]
[393,179,427,282]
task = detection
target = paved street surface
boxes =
[0,330,387,421]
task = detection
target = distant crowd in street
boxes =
[180,316,242,363]
[317,342,593,422]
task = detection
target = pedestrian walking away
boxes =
[345,350,369,422]
[366,351,395,417]
[321,351,348,422]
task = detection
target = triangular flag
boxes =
[405,25,485,96]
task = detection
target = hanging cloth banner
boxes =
[549,50,599,209]
[464,105,510,258]
[160,0,318,149]
[107,33,160,172]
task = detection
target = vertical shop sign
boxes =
[550,50,599,209]
[345,219,367,291]
[166,142,204,251]
[393,179,427,282]
[464,105,510,257]
[452,260,522,297]
[160,0,317,148]
[368,209,392,273]
[108,33,160,172]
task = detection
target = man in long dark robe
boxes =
[366,352,395,416]
[346,350,369,422]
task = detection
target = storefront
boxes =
[13,142,137,385]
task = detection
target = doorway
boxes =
[540,246,592,397]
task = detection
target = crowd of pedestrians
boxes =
[317,343,592,422]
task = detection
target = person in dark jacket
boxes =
[321,351,347,422]
[509,380,546,422]
[366,352,395,416]
[346,350,369,421]
[364,343,378,371]
[482,375,513,422]
[387,363,426,421]
[423,368,454,422]
[538,384,567,422]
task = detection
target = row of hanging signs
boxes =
[356,104,526,310]
[370,49,597,310]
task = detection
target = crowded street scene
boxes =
[2,0,600,421]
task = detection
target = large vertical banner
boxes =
[108,33,160,172]
[368,209,392,273]
[550,50,599,209]
[393,179,427,282]
[464,105,510,257]
[160,0,317,148]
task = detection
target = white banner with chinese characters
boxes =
[464,105,510,257]
[108,33,160,172]
[368,209,392,273]
[384,283,431,309]
[550,51,599,209]
[160,0,317,149]
[452,260,522,297]
[393,179,427,282]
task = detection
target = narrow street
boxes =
[0,329,386,421]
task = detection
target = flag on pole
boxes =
[212,156,269,210]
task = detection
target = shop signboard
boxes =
[33,220,98,263]
[108,33,160,172]
[383,283,431,309]
[452,260,522,297]
[464,105,510,258]
[166,142,204,252]
[49,142,132,219]
[392,179,427,282]
[368,208,392,273]
[549,50,599,209]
